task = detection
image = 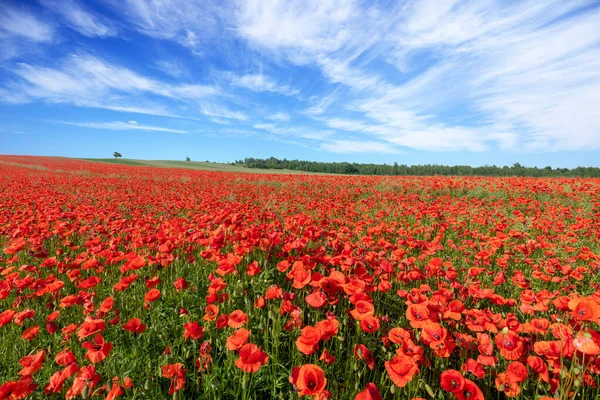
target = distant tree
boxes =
[239,156,600,177]
[113,152,122,159]
[186,156,191,162]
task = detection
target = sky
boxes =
[0,0,599,168]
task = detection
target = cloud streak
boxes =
[54,120,188,133]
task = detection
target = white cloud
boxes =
[304,89,339,116]
[229,73,298,96]
[266,112,290,122]
[0,4,54,43]
[105,0,226,54]
[253,123,334,141]
[55,120,188,133]
[200,103,247,120]
[324,118,368,132]
[320,140,399,154]
[41,0,116,38]
[209,118,232,125]
[154,60,187,78]
[236,0,356,63]
[1,54,220,117]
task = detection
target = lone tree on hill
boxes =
[113,152,122,159]
[186,156,191,162]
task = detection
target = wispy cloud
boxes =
[2,54,220,117]
[54,120,188,133]
[229,73,299,96]
[153,60,188,78]
[41,0,116,38]
[200,103,247,121]
[0,4,54,43]
[320,140,400,154]
[0,3,55,61]
[253,123,334,141]
[266,112,290,122]
[105,0,227,55]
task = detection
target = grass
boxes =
[79,158,320,174]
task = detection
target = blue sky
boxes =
[1,0,599,167]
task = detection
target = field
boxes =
[79,158,315,174]
[1,155,600,400]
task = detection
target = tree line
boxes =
[236,157,600,177]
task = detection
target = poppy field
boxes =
[2,155,600,400]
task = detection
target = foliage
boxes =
[240,157,600,177]
[113,152,122,159]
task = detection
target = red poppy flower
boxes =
[265,285,283,300]
[183,321,204,341]
[526,356,549,383]
[385,354,419,388]
[0,309,15,327]
[457,379,484,400]
[216,313,229,330]
[174,277,190,291]
[82,334,112,364]
[569,298,600,323]
[290,364,327,398]
[18,350,45,376]
[505,361,528,384]
[573,328,600,355]
[388,327,411,344]
[319,349,336,365]
[162,363,186,394]
[420,322,447,348]
[77,317,106,340]
[355,382,381,400]
[22,326,40,341]
[122,317,146,334]
[68,365,102,398]
[360,316,380,333]
[0,376,38,399]
[55,349,77,366]
[495,330,524,360]
[226,328,250,351]
[495,372,521,397]
[235,343,269,372]
[462,359,485,379]
[350,301,375,321]
[296,326,322,355]
[246,260,262,276]
[196,341,213,372]
[254,296,266,309]
[203,304,219,322]
[45,363,79,395]
[306,291,328,308]
[145,276,161,289]
[354,344,375,370]
[144,288,161,306]
[97,296,114,317]
[440,369,465,393]
[316,318,339,341]
[406,303,430,328]
[228,310,249,328]
[13,309,35,326]
[114,274,138,292]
